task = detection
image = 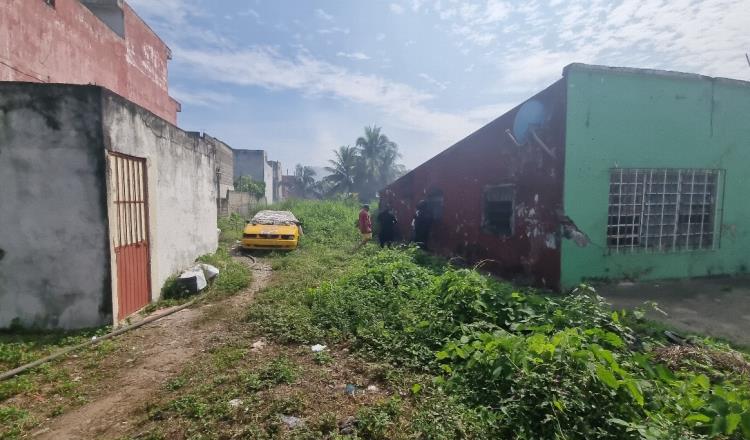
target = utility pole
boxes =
[746,53,750,68]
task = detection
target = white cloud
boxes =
[170,87,235,108]
[464,63,475,73]
[318,27,350,35]
[315,8,334,21]
[390,3,405,14]
[418,73,449,90]
[238,9,260,19]
[172,45,496,149]
[337,51,371,60]
[376,33,386,41]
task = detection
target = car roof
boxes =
[250,210,299,225]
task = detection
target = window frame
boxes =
[606,167,724,254]
[482,184,515,236]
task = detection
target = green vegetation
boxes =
[145,247,251,313]
[218,212,245,245]
[0,326,118,439]
[235,176,266,199]
[245,199,750,439]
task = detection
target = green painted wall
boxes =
[561,65,750,288]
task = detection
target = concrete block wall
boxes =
[0,84,112,329]
[101,91,218,308]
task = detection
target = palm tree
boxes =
[355,125,401,200]
[324,145,358,195]
[292,164,318,199]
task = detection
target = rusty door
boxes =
[108,152,151,320]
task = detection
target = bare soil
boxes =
[30,257,271,440]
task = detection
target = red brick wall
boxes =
[0,0,178,124]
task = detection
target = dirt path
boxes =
[32,257,271,440]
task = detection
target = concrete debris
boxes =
[280,415,305,429]
[228,399,243,408]
[251,339,266,351]
[200,263,220,280]
[178,267,207,292]
[311,344,327,352]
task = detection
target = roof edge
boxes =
[562,63,750,87]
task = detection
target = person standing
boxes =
[412,200,433,250]
[376,205,398,247]
[356,204,372,249]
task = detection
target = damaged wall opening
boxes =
[607,168,723,253]
[483,184,515,236]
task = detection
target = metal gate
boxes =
[108,152,151,320]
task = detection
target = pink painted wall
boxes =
[0,0,179,124]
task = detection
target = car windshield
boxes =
[250,210,298,226]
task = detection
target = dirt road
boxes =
[32,257,271,440]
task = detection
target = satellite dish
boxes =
[511,100,547,145]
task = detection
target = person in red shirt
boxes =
[356,204,372,248]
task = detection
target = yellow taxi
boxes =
[241,210,301,251]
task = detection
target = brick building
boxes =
[0,0,180,123]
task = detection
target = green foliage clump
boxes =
[234,176,266,199]
[248,199,750,439]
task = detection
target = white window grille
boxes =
[607,168,722,253]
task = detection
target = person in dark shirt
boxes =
[376,205,398,247]
[412,200,433,250]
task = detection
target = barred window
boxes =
[607,168,722,253]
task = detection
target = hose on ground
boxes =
[0,297,200,382]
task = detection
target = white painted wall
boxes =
[0,85,112,329]
[101,91,218,313]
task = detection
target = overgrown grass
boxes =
[243,199,750,439]
[0,326,118,439]
[144,242,252,314]
[0,240,251,439]
[218,213,246,246]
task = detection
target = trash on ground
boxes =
[345,384,357,396]
[366,385,379,392]
[311,344,327,352]
[228,398,242,408]
[178,266,207,292]
[280,415,305,429]
[200,263,220,280]
[251,339,266,351]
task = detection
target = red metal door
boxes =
[109,153,151,320]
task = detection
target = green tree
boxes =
[234,176,265,199]
[324,145,358,195]
[287,164,319,199]
[354,125,402,201]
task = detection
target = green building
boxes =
[383,64,750,290]
[562,64,750,288]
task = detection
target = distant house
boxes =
[382,64,750,290]
[0,0,181,124]
[233,149,282,204]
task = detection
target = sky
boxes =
[128,0,750,172]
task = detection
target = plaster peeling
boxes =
[561,216,590,247]
[545,233,557,249]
